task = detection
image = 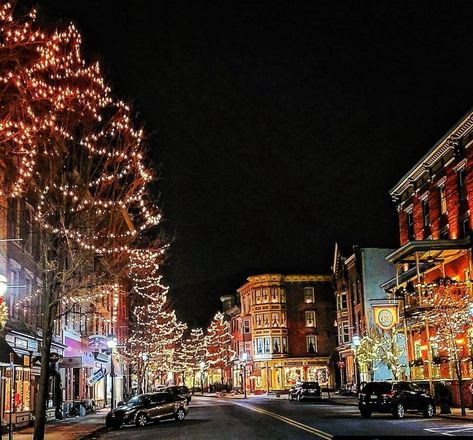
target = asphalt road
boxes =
[99,396,473,439]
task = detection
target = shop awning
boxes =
[0,337,22,366]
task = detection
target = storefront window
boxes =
[284,368,302,386]
[4,368,31,412]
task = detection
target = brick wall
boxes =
[445,166,460,239]
[399,210,408,245]
[286,281,335,357]
[412,196,424,240]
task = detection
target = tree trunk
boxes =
[456,359,466,416]
[33,303,53,440]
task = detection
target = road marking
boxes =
[232,401,333,439]
[425,425,473,436]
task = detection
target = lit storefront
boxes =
[253,358,331,393]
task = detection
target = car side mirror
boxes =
[117,401,124,407]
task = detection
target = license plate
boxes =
[370,395,377,400]
[309,390,315,393]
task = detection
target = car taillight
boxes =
[382,390,396,398]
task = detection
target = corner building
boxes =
[237,274,336,394]
[383,109,473,405]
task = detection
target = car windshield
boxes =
[303,382,319,387]
[362,383,392,394]
[126,396,144,407]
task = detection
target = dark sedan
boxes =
[358,381,435,419]
[106,392,189,429]
[166,385,192,403]
[288,381,322,401]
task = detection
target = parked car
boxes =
[105,392,189,429]
[166,385,192,403]
[288,381,322,401]
[358,381,435,419]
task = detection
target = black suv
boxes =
[166,385,191,404]
[106,392,189,429]
[358,381,435,419]
[288,381,321,401]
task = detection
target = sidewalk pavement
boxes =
[1,408,108,440]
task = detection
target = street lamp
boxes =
[140,352,149,393]
[352,335,361,394]
[241,352,248,399]
[106,336,117,409]
[200,361,205,396]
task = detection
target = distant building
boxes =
[235,274,336,394]
[333,244,397,389]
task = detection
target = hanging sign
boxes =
[372,304,399,330]
[87,367,105,386]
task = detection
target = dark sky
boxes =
[27,0,473,327]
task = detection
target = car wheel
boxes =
[360,409,372,418]
[393,403,405,419]
[135,413,148,427]
[423,402,434,418]
[175,408,186,421]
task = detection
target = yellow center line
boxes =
[231,401,333,439]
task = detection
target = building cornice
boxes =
[390,108,473,198]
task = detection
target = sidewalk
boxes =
[1,408,108,440]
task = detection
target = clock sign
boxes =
[373,305,399,330]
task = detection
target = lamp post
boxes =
[200,361,205,396]
[106,336,117,409]
[140,352,149,394]
[241,352,248,399]
[352,335,361,394]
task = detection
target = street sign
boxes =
[87,367,105,386]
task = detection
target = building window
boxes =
[304,287,315,303]
[263,313,270,327]
[262,289,269,303]
[440,226,449,239]
[255,289,261,304]
[339,320,350,344]
[422,198,430,228]
[271,288,278,302]
[264,337,271,354]
[458,168,467,201]
[282,337,288,353]
[255,338,263,354]
[243,320,250,334]
[271,313,279,327]
[460,216,470,238]
[305,310,316,327]
[307,336,317,353]
[439,185,447,214]
[338,292,347,310]
[280,289,286,303]
[273,337,281,353]
[407,210,414,241]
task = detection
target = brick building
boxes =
[382,109,473,404]
[333,244,397,391]
[235,274,336,394]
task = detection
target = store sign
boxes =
[373,304,399,330]
[87,368,104,386]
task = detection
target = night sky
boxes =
[27,0,473,327]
